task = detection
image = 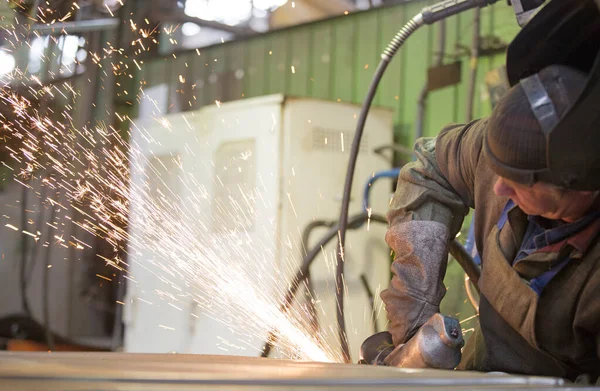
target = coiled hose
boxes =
[333,13,426,363]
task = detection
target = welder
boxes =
[380,0,600,382]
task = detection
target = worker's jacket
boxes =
[386,119,600,379]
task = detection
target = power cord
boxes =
[261,212,386,358]
[333,0,498,362]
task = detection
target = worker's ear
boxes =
[570,190,600,205]
[576,190,598,197]
[555,184,593,197]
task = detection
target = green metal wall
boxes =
[137,1,522,329]
[140,1,520,144]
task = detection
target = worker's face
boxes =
[493,177,598,222]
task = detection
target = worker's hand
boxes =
[380,220,449,346]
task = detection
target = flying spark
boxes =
[0,4,363,363]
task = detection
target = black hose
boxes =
[334,15,424,363]
[301,220,335,333]
[260,208,477,358]
[19,184,31,317]
[261,212,387,358]
[301,220,335,257]
[27,183,48,285]
[334,61,390,362]
[448,239,480,291]
[43,197,57,351]
[359,274,378,333]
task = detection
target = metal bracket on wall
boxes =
[427,62,462,92]
[454,35,508,58]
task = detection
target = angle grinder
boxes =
[358,313,464,369]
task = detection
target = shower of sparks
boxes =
[0,4,342,363]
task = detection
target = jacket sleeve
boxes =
[381,119,486,346]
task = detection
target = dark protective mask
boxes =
[503,0,600,190]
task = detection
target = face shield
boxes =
[498,0,600,190]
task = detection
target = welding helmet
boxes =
[485,0,600,190]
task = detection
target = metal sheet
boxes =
[0,352,572,390]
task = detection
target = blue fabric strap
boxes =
[495,199,572,295]
[529,256,572,295]
[497,199,515,230]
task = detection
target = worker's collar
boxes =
[535,216,600,258]
[502,200,600,259]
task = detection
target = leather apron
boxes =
[458,203,580,379]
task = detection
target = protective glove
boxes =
[380,220,449,346]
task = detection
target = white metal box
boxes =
[124,94,393,362]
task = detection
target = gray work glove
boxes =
[380,220,449,346]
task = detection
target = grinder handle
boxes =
[383,314,464,369]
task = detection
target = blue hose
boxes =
[363,168,401,211]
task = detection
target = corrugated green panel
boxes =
[399,0,433,145]
[449,12,465,125]
[425,18,458,139]
[449,11,463,124]
[477,4,506,119]
[244,39,267,98]
[437,2,518,129]
[138,56,153,88]
[467,8,485,122]
[444,10,463,126]
[456,8,475,125]
[168,55,187,113]
[309,23,333,100]
[288,27,311,97]
[191,50,208,109]
[207,46,226,103]
[474,6,494,120]
[0,2,14,28]
[354,11,380,104]
[211,46,227,73]
[180,52,196,111]
[142,0,521,143]
[226,41,246,101]
[377,6,406,139]
[490,4,521,46]
[332,15,358,103]
[265,33,289,94]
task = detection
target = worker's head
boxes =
[485,64,598,221]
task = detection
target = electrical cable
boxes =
[334,18,423,362]
[359,274,378,333]
[301,221,335,257]
[26,183,48,285]
[43,194,57,351]
[448,239,481,291]
[334,10,434,362]
[19,184,31,317]
[260,208,478,358]
[261,212,387,358]
[300,220,335,333]
[333,0,498,362]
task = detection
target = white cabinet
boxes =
[124,93,393,362]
